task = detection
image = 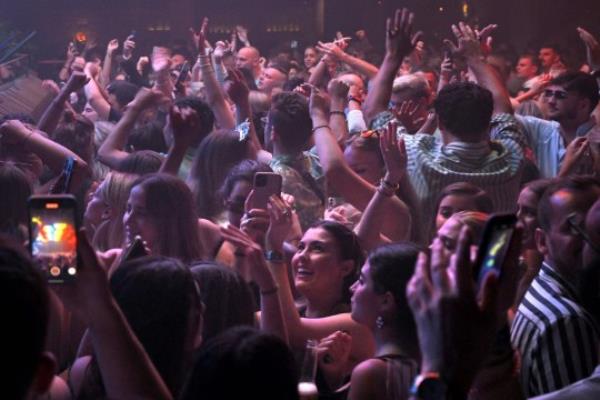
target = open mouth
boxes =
[295,268,314,279]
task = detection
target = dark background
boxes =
[2,0,600,65]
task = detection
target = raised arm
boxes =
[37,71,89,135]
[310,85,410,241]
[0,120,91,191]
[327,79,350,145]
[99,39,119,88]
[97,88,166,170]
[445,22,512,115]
[84,62,111,121]
[355,121,411,251]
[159,105,200,175]
[317,41,379,80]
[59,42,77,82]
[363,9,422,124]
[191,21,236,129]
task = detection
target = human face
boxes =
[82,102,98,123]
[583,201,600,269]
[292,227,350,300]
[236,48,259,72]
[542,84,581,122]
[257,68,286,94]
[435,216,463,253]
[85,183,110,230]
[225,179,252,227]
[304,48,318,69]
[435,194,478,231]
[123,185,159,250]
[516,57,538,79]
[536,188,600,279]
[539,48,559,69]
[350,261,381,328]
[517,187,539,249]
[170,54,186,69]
[344,145,383,185]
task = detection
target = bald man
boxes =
[236,46,263,82]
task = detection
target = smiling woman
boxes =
[292,220,364,319]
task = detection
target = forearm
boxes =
[199,54,236,129]
[312,116,347,173]
[308,59,329,88]
[97,107,140,167]
[270,261,306,347]
[84,77,111,120]
[468,58,512,115]
[339,53,379,79]
[329,99,349,145]
[154,69,174,100]
[258,260,289,344]
[37,90,70,135]
[89,297,173,400]
[355,177,411,251]
[99,53,114,88]
[159,144,187,176]
[59,59,73,82]
[363,54,401,124]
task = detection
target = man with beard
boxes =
[516,72,599,178]
[511,176,600,397]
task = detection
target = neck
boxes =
[272,142,300,158]
[304,289,344,318]
[373,326,417,360]
[560,116,590,144]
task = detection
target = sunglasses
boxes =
[543,89,569,100]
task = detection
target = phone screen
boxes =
[476,223,515,285]
[29,199,78,283]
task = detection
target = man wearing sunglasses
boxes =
[516,71,599,178]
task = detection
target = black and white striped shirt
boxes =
[511,262,600,397]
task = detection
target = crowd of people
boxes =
[1,6,599,400]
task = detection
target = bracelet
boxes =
[260,285,279,296]
[377,184,396,197]
[312,124,329,133]
[380,178,399,191]
[330,110,346,118]
[264,250,284,263]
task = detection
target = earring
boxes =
[376,316,384,329]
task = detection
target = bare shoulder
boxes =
[348,358,388,400]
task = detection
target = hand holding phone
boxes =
[250,172,282,210]
[474,213,518,287]
[28,195,79,283]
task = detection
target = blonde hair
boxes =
[92,172,138,251]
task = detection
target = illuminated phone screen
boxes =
[477,225,513,284]
[30,203,78,283]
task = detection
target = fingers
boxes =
[430,238,451,293]
[454,226,475,298]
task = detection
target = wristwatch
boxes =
[409,372,447,400]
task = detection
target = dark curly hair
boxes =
[434,82,493,141]
[174,96,215,140]
[551,71,600,112]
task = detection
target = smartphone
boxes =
[120,235,148,265]
[129,30,137,40]
[28,195,79,283]
[252,172,282,210]
[474,213,518,287]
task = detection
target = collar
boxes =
[442,140,492,162]
[539,261,581,302]
[576,118,596,137]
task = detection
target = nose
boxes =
[350,280,358,293]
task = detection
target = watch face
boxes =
[417,377,447,400]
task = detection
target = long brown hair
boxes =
[132,174,205,262]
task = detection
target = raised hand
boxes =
[385,8,423,61]
[445,22,483,61]
[170,105,201,149]
[214,40,232,62]
[42,79,61,95]
[394,100,426,134]
[317,330,352,387]
[122,35,136,59]
[559,136,591,177]
[327,79,350,101]
[107,39,119,56]
[316,41,346,61]
[151,47,172,72]
[475,24,498,57]
[266,195,293,251]
[379,121,407,183]
[577,27,600,71]
[309,85,330,119]
[190,17,209,53]
[64,70,90,93]
[128,87,169,111]
[236,25,249,45]
[67,42,78,60]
